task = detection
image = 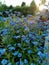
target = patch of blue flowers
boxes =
[0,48,6,56]
[0,12,49,65]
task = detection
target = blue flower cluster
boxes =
[0,11,49,65]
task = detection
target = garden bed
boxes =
[0,14,48,65]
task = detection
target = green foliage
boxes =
[0,1,37,15]
[0,3,8,12]
[21,2,26,7]
[8,5,13,10]
[30,0,37,15]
